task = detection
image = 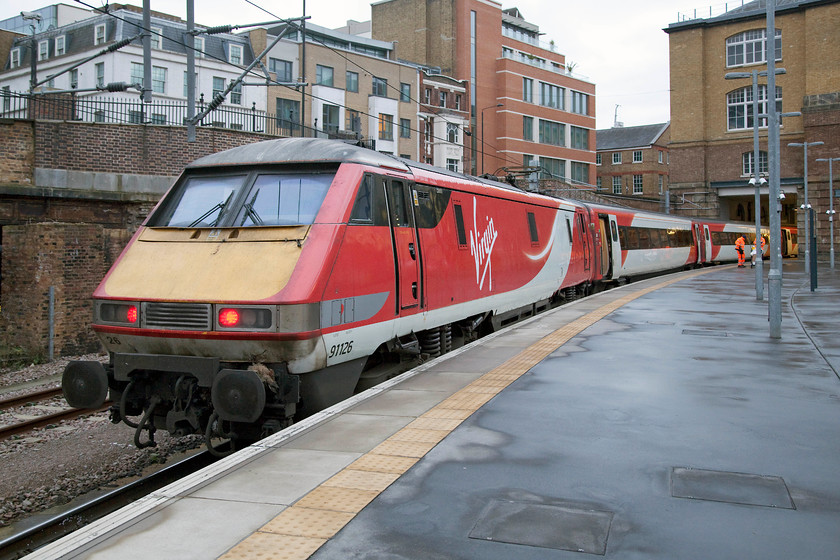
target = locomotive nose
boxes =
[62,361,109,409]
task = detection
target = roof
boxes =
[666,0,838,32]
[596,123,669,151]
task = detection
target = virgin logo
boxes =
[469,198,498,290]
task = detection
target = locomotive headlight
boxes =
[97,301,140,325]
[215,306,273,331]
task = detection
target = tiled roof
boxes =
[596,123,669,151]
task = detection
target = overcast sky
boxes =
[2,0,699,129]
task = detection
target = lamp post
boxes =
[765,0,782,338]
[788,140,824,275]
[725,68,785,302]
[816,156,840,269]
[21,11,43,92]
[480,103,503,175]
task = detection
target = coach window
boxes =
[453,203,468,248]
[565,217,573,245]
[610,220,618,242]
[527,212,539,245]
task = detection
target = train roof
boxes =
[186,138,527,194]
[186,138,411,172]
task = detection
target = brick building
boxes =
[370,0,596,185]
[596,123,670,210]
[665,0,840,258]
[418,69,469,171]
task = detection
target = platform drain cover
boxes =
[681,329,729,337]
[671,467,794,509]
[469,500,613,555]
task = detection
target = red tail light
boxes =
[126,306,138,323]
[218,309,240,327]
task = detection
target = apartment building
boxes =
[665,0,840,234]
[0,4,262,126]
[245,22,423,158]
[596,123,670,205]
[370,0,596,186]
[418,69,469,171]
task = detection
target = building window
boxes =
[539,157,564,180]
[523,78,533,103]
[346,109,361,133]
[277,97,300,133]
[538,119,564,146]
[455,94,462,110]
[400,82,410,102]
[400,118,411,138]
[727,85,782,131]
[95,62,104,87]
[230,81,242,104]
[131,62,144,87]
[2,86,10,111]
[633,175,643,194]
[571,91,588,115]
[612,176,621,194]
[152,66,167,94]
[447,123,459,143]
[270,58,293,82]
[372,77,387,97]
[439,91,447,107]
[69,69,78,89]
[212,76,225,98]
[150,26,162,49]
[612,152,622,164]
[742,151,768,176]
[523,116,533,141]
[316,65,334,86]
[633,150,643,163]
[539,82,564,109]
[658,151,663,164]
[658,175,664,193]
[447,158,459,172]
[596,153,602,166]
[95,24,106,45]
[424,88,431,104]
[345,71,359,93]
[596,177,602,190]
[726,28,781,68]
[378,113,394,140]
[571,126,588,150]
[229,44,243,65]
[322,104,339,134]
[183,71,196,97]
[52,36,65,57]
[571,162,589,184]
[10,48,21,69]
[38,40,49,61]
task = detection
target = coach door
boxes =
[385,178,422,313]
[597,214,612,279]
[694,224,705,263]
[703,225,712,261]
[576,212,590,273]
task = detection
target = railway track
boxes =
[0,387,111,441]
[0,450,217,560]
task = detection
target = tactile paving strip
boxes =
[219,268,718,560]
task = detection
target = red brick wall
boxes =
[34,121,273,176]
[0,120,34,185]
[0,223,131,357]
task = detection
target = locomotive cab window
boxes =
[151,174,246,227]
[235,173,332,226]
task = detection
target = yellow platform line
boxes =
[218,267,718,560]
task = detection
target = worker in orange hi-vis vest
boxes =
[750,235,766,268]
[735,234,746,267]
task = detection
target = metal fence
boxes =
[0,90,303,137]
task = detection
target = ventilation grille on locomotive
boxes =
[143,302,212,330]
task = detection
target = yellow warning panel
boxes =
[260,507,354,539]
[348,453,419,474]
[294,485,379,513]
[406,417,462,431]
[220,533,325,560]
[370,439,437,458]
[323,469,400,492]
[389,427,449,444]
[420,407,474,420]
[438,391,495,410]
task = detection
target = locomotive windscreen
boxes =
[149,170,336,227]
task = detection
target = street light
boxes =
[21,11,43,92]
[816,156,840,269]
[788,140,824,275]
[480,103,503,175]
[725,67,785,302]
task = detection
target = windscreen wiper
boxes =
[188,191,234,228]
[240,189,264,226]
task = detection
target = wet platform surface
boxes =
[28,259,840,560]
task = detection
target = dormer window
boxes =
[95,24,106,45]
[55,36,66,56]
[229,44,243,65]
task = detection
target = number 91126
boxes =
[329,341,353,358]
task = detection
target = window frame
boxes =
[315,64,334,87]
[727,85,782,131]
[346,70,359,93]
[38,40,49,61]
[612,152,622,165]
[55,36,66,56]
[400,82,410,102]
[726,28,782,68]
[633,174,643,194]
[229,44,243,65]
[372,76,388,97]
[633,150,643,163]
[612,176,621,194]
[378,113,394,140]
[94,24,106,45]
[400,118,411,138]
[10,48,21,69]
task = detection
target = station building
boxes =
[665,0,840,258]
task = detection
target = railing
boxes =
[0,90,376,143]
[675,0,751,23]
